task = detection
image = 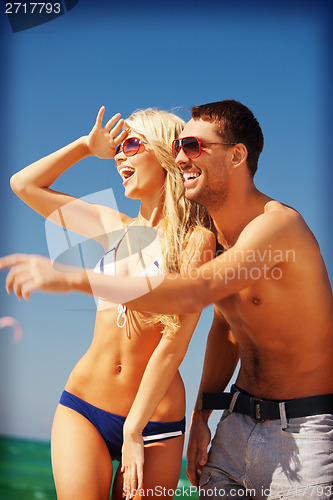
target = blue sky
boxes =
[0,0,332,448]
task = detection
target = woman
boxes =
[7,106,215,500]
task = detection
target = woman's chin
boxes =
[124,188,140,201]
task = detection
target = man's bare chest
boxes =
[215,278,287,335]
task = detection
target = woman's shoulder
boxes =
[187,225,216,250]
[181,226,216,271]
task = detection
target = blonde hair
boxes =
[124,108,210,335]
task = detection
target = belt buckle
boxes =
[250,397,265,422]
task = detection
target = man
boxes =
[172,101,333,498]
[2,100,333,497]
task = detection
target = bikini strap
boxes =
[99,220,136,273]
[104,220,136,257]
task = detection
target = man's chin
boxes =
[185,186,201,204]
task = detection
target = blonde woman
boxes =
[6,107,215,500]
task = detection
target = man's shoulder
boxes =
[261,200,306,231]
[237,199,316,253]
[264,200,300,218]
[258,201,320,256]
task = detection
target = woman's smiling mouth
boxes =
[118,166,136,182]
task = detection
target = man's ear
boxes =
[231,143,248,168]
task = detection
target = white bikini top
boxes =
[94,221,162,327]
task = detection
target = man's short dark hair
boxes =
[191,100,264,177]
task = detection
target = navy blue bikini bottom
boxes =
[59,390,185,461]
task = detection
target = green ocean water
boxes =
[0,437,198,500]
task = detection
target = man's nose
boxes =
[175,147,190,168]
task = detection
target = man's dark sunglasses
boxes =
[172,136,236,159]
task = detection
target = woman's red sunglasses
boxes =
[172,136,236,159]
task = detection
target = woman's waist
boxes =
[66,360,185,421]
[68,351,152,388]
[75,336,162,374]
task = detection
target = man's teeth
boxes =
[183,172,201,181]
[119,167,135,179]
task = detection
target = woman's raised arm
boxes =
[10,107,130,247]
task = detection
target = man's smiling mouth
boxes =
[182,171,202,186]
[183,171,201,181]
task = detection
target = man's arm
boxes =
[1,206,302,308]
[84,206,301,312]
[186,306,239,488]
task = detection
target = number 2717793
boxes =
[5,3,61,14]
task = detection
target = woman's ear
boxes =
[231,143,248,168]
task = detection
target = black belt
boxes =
[199,388,333,422]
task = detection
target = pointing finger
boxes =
[0,254,31,271]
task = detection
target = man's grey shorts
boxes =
[199,405,333,499]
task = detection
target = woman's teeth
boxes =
[119,167,135,180]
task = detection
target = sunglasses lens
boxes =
[182,137,200,158]
[172,138,201,159]
[172,140,180,159]
[115,144,121,155]
[123,137,140,157]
